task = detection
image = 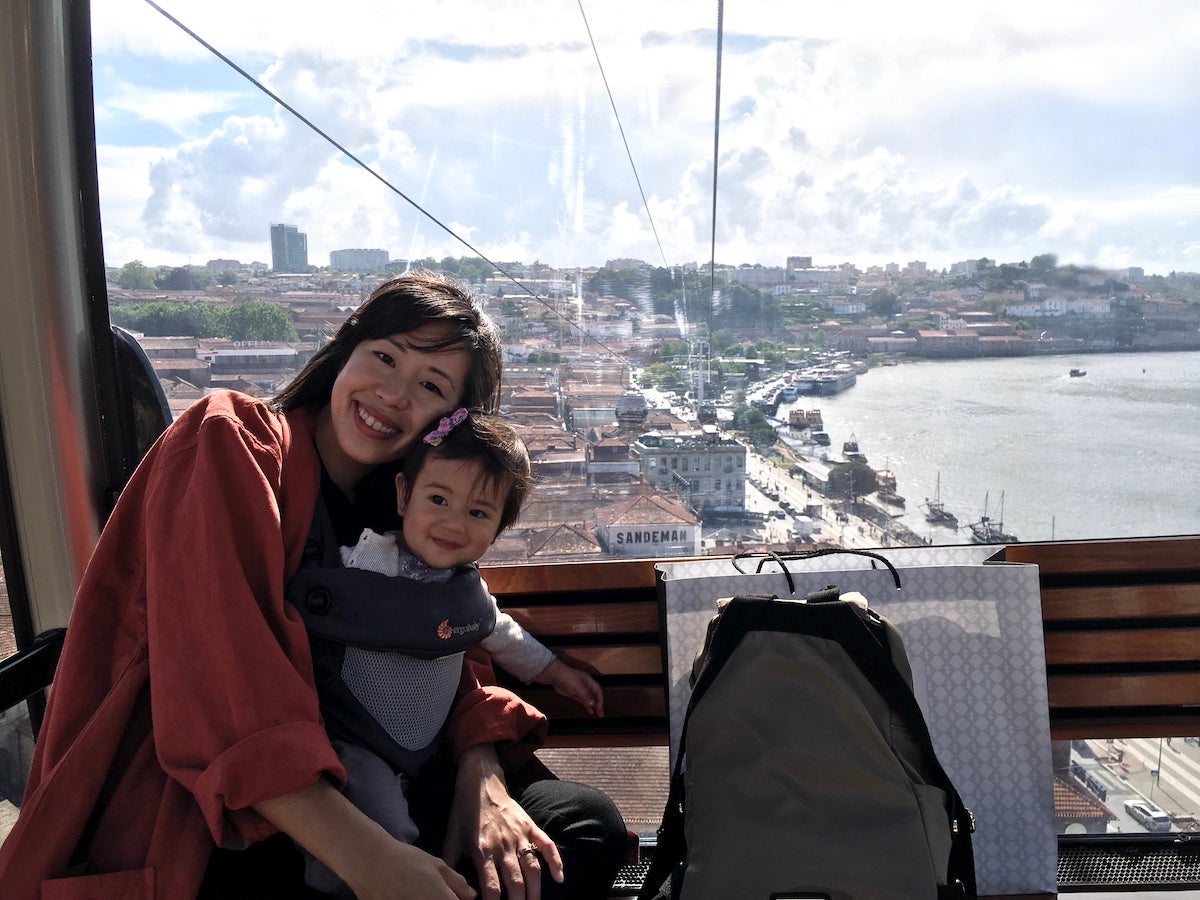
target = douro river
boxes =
[776,350,1200,545]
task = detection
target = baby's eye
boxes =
[430,495,448,506]
[469,509,491,520]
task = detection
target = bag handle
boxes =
[731,547,903,594]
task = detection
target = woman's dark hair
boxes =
[399,412,532,535]
[273,271,502,414]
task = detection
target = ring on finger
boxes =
[518,844,538,860]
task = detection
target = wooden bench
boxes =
[482,561,667,746]
[485,536,1200,746]
[485,537,1200,898]
[1004,535,1200,739]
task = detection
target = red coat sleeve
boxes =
[446,646,548,771]
[138,399,344,845]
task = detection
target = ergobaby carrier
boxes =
[639,552,976,900]
[286,498,497,776]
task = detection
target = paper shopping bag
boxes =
[656,550,1056,896]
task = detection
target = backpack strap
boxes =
[638,592,781,899]
[816,600,977,897]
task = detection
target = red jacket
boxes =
[0,391,547,899]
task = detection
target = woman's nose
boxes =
[376,375,411,408]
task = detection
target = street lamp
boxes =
[1150,737,1163,800]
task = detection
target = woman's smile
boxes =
[354,401,400,437]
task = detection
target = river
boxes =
[775,350,1200,545]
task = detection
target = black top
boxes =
[320,464,403,547]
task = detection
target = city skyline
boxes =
[92,1,1200,276]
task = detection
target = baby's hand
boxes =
[538,659,604,717]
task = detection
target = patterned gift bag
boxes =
[656,550,1056,896]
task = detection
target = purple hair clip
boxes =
[424,407,469,446]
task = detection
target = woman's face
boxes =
[316,323,472,493]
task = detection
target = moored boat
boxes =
[922,471,958,527]
[966,491,1018,544]
[843,434,867,463]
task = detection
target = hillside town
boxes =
[107,234,1200,563]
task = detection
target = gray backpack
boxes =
[639,559,975,900]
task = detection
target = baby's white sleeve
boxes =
[481,602,557,683]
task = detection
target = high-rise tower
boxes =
[270,223,308,273]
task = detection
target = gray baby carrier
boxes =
[286,498,496,775]
[639,552,976,900]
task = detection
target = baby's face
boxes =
[396,456,505,570]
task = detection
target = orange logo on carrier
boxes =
[437,618,481,640]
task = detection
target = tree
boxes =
[866,288,900,318]
[1029,253,1058,277]
[224,300,299,342]
[155,267,214,291]
[638,363,684,389]
[731,400,778,447]
[827,462,878,499]
[117,260,156,290]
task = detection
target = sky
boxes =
[91,0,1200,276]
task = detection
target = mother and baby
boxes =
[0,274,628,899]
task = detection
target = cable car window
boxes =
[90,1,1198,561]
[82,0,1200,854]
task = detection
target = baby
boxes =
[305,409,602,894]
[341,407,602,710]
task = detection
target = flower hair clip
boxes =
[424,407,469,445]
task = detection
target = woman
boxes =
[0,274,626,899]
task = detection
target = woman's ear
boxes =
[394,473,408,515]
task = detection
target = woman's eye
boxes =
[373,350,395,367]
[419,380,445,397]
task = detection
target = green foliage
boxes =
[587,267,649,302]
[702,282,781,332]
[865,288,900,318]
[638,363,684,389]
[657,339,689,360]
[1028,253,1058,276]
[109,299,297,341]
[155,267,215,291]
[224,301,298,341]
[116,260,156,290]
[526,350,563,363]
[730,397,779,447]
[827,461,878,498]
[710,328,735,354]
[437,256,494,282]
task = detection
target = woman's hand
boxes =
[442,744,564,900]
[253,778,475,899]
[347,840,476,900]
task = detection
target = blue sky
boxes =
[91,0,1200,276]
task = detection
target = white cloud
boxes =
[91,0,1200,275]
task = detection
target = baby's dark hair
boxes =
[400,412,533,535]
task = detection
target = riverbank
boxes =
[775,349,1200,544]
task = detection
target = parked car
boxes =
[1124,799,1172,832]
